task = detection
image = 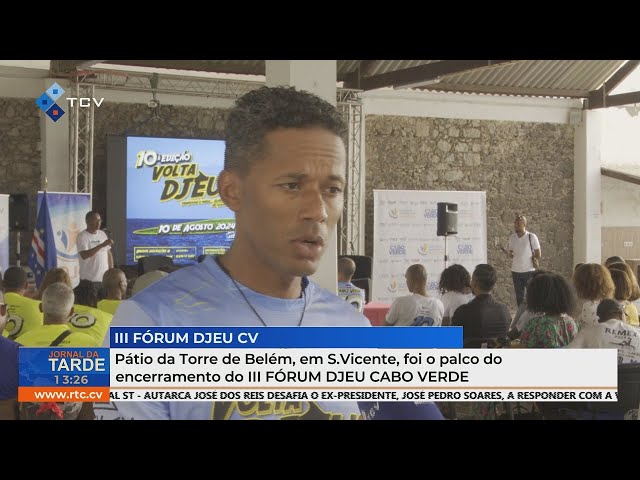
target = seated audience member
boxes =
[385,264,444,326]
[33,267,72,300]
[158,265,182,274]
[358,401,444,420]
[438,264,473,326]
[572,263,615,328]
[16,284,97,422]
[97,268,127,315]
[15,283,97,347]
[132,270,169,296]
[568,299,640,364]
[2,266,44,340]
[70,279,113,345]
[20,401,84,420]
[608,261,640,325]
[0,290,20,420]
[74,280,99,308]
[519,273,578,348]
[452,264,511,347]
[508,269,549,339]
[604,255,625,268]
[608,269,640,327]
[337,257,365,312]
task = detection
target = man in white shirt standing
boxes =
[506,214,541,307]
[76,211,113,290]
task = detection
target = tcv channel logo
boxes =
[35,82,65,122]
[35,82,105,122]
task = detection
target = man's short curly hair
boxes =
[224,86,347,176]
[439,264,471,294]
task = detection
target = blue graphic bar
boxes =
[19,348,110,387]
[110,326,463,349]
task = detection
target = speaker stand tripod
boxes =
[443,234,449,270]
[15,231,21,267]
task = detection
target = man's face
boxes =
[228,127,345,278]
[118,273,128,296]
[86,213,102,232]
[514,218,526,233]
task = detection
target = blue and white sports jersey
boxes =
[103,256,370,420]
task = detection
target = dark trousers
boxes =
[512,271,535,307]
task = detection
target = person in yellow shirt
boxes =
[0,289,20,420]
[97,268,127,315]
[2,267,43,340]
[15,282,97,347]
[71,280,113,345]
[16,282,98,420]
[609,269,640,327]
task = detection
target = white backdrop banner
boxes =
[0,194,8,272]
[372,190,487,303]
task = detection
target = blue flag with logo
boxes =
[27,191,57,288]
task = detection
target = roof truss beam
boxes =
[601,167,640,186]
[588,90,640,109]
[51,60,105,75]
[344,60,519,90]
[587,60,640,109]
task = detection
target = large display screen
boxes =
[125,136,234,265]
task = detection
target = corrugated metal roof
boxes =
[337,60,437,77]
[64,60,635,100]
[438,60,625,93]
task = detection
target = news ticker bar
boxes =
[108,326,464,348]
[18,346,619,402]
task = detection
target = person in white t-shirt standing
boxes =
[385,264,444,326]
[76,211,113,289]
[506,214,541,307]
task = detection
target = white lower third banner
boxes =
[109,348,618,402]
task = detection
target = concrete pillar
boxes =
[265,60,338,293]
[41,78,70,193]
[574,109,603,263]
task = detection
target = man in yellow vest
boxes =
[16,282,98,420]
[15,282,97,347]
[2,267,43,340]
[97,268,127,315]
[0,290,20,420]
[71,280,113,345]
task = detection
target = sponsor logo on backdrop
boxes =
[388,280,398,293]
[428,281,439,291]
[418,244,429,255]
[389,244,406,256]
[388,207,416,219]
[457,244,473,255]
[424,208,437,219]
